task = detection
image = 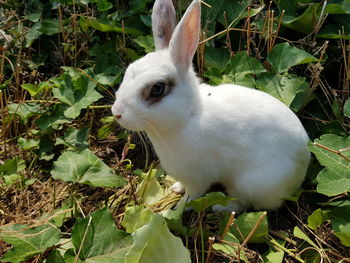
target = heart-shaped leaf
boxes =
[51,149,126,187]
[72,207,133,261]
[267,43,319,73]
[0,224,61,263]
[125,214,191,263]
[308,134,350,196]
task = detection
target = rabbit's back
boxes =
[152,83,310,210]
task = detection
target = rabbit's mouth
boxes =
[115,116,144,132]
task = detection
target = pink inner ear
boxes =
[168,0,201,74]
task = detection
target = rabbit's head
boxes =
[112,0,201,135]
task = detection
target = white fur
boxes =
[112,0,310,212]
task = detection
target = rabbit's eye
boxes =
[150,82,166,97]
[142,79,174,105]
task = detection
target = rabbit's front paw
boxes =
[170,181,185,194]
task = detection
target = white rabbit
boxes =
[111,0,310,212]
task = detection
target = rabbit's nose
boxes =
[115,114,122,120]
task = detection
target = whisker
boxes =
[141,119,178,168]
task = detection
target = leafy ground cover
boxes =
[0,0,350,262]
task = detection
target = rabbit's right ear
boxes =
[152,0,176,50]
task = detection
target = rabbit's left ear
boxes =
[152,0,176,50]
[168,0,200,75]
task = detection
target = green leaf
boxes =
[0,157,25,186]
[125,214,191,263]
[308,208,328,230]
[46,249,65,263]
[317,15,350,39]
[52,71,103,119]
[51,149,126,187]
[25,19,61,47]
[24,12,42,22]
[134,35,155,53]
[136,169,170,205]
[229,212,268,243]
[263,238,285,263]
[293,226,318,248]
[256,73,309,108]
[267,43,318,73]
[98,121,116,139]
[88,19,142,35]
[55,127,89,150]
[8,102,43,122]
[204,47,230,70]
[0,224,61,263]
[213,232,249,262]
[329,205,350,247]
[36,104,72,131]
[217,0,251,29]
[186,192,234,213]
[344,98,350,117]
[72,207,133,261]
[18,137,40,150]
[3,174,22,186]
[26,22,42,47]
[225,52,266,75]
[92,0,113,11]
[222,52,266,87]
[21,81,50,96]
[41,19,60,35]
[316,167,350,196]
[325,1,350,15]
[0,157,26,176]
[308,134,350,196]
[122,205,153,233]
[282,3,321,34]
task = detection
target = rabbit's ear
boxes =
[152,0,176,50]
[169,0,200,74]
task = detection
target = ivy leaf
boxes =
[122,205,153,233]
[8,102,43,122]
[134,35,155,53]
[308,134,350,196]
[36,104,72,131]
[0,158,26,186]
[0,157,26,176]
[51,149,126,187]
[293,226,318,248]
[281,3,322,34]
[21,81,50,97]
[225,52,266,76]
[256,73,309,108]
[222,52,266,87]
[344,98,350,117]
[88,19,142,35]
[329,205,350,247]
[136,169,170,205]
[18,137,40,150]
[55,127,89,150]
[52,72,103,119]
[308,208,328,230]
[213,232,249,262]
[46,250,65,263]
[72,207,133,261]
[25,22,42,47]
[229,212,268,244]
[267,42,319,73]
[125,214,191,263]
[0,224,61,263]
